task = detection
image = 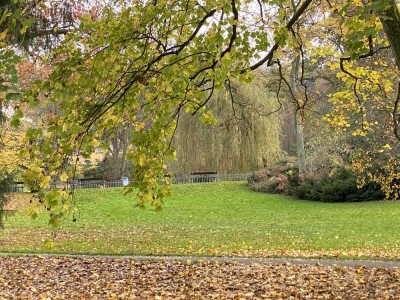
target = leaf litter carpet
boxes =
[0,255,399,299]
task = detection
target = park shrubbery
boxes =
[248,158,297,195]
[291,167,384,202]
[248,160,385,202]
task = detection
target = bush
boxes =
[82,161,106,179]
[291,167,384,202]
[248,158,297,195]
[250,174,289,194]
[250,161,385,202]
[80,157,133,181]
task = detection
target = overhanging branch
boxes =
[247,0,314,71]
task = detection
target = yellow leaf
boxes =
[39,176,51,188]
[43,239,55,250]
[28,206,39,219]
[0,30,7,41]
[383,144,392,150]
[60,172,68,182]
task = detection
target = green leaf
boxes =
[6,92,21,101]
[10,109,23,127]
[39,176,51,189]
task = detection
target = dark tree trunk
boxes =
[378,0,400,69]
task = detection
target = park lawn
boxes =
[1,181,400,259]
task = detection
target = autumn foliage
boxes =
[1,256,400,299]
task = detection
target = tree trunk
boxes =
[295,111,306,174]
[119,128,130,177]
[376,0,400,141]
[378,0,400,70]
[290,56,306,174]
[109,127,131,180]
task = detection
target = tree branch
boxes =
[247,0,314,71]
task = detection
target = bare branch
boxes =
[248,0,314,71]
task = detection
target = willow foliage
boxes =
[171,78,283,175]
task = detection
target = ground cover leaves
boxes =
[0,256,399,299]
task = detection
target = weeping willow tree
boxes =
[170,77,283,175]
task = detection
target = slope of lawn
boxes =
[1,181,400,259]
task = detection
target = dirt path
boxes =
[0,254,399,299]
[2,252,400,269]
[105,254,400,270]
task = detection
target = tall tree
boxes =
[0,0,97,226]
[0,0,27,227]
[105,124,132,180]
[18,0,400,220]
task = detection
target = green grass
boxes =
[1,181,400,259]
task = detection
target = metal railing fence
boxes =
[8,173,251,192]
